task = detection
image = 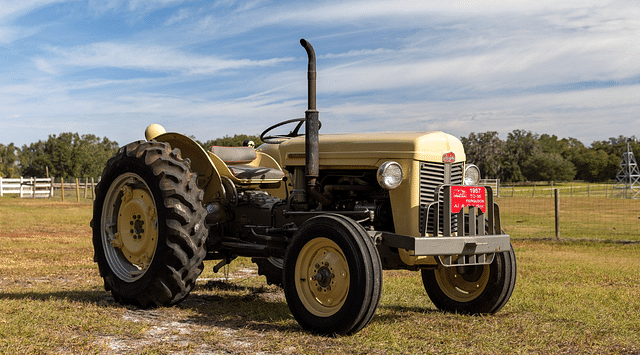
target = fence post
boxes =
[554,188,560,240]
[61,178,65,202]
[0,177,3,197]
[75,178,80,203]
[91,177,95,201]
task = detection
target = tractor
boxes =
[92,39,516,335]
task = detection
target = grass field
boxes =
[1,196,639,354]
[498,195,640,241]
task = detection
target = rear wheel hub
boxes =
[116,184,158,270]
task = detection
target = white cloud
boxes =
[2,0,640,148]
[0,0,64,20]
[0,0,65,44]
[321,83,640,143]
[164,7,192,26]
[85,0,189,15]
[0,25,19,44]
[39,42,295,75]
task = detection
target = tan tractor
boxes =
[92,39,516,335]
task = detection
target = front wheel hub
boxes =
[295,237,350,317]
[436,264,490,302]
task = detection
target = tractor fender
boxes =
[151,132,224,203]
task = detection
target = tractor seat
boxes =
[210,146,285,181]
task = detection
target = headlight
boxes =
[464,164,481,185]
[377,161,403,190]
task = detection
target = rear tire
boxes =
[283,214,382,335]
[421,243,516,314]
[92,140,208,307]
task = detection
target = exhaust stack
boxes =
[300,39,320,193]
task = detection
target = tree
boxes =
[460,131,637,183]
[200,134,262,150]
[19,140,50,177]
[19,133,119,178]
[0,143,19,177]
[588,135,638,182]
[460,131,504,178]
[564,145,612,182]
[522,152,576,182]
[502,130,539,182]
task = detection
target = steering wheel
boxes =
[260,118,321,144]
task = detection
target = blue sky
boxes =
[1,0,639,147]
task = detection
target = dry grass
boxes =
[1,195,639,354]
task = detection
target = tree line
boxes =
[461,130,639,183]
[1,133,120,179]
[0,133,261,179]
[1,129,636,183]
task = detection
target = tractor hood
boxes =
[259,131,466,169]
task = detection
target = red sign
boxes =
[450,186,487,213]
[442,151,455,163]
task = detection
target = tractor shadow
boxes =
[175,279,297,333]
[0,277,443,335]
[0,278,297,333]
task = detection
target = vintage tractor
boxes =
[92,39,516,335]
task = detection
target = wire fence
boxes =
[497,183,640,242]
[3,177,638,241]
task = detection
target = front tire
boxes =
[92,140,208,307]
[421,244,516,314]
[283,214,382,335]
[252,257,284,287]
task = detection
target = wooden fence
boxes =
[0,177,98,201]
[54,178,98,202]
[0,177,54,198]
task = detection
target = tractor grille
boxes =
[419,162,464,235]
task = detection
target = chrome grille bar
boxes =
[419,162,464,235]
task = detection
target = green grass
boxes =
[1,196,639,354]
[497,194,640,241]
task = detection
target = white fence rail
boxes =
[0,177,54,198]
[479,178,500,196]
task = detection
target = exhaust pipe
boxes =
[300,39,320,193]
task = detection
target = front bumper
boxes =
[374,232,510,267]
[376,185,509,268]
[377,232,510,256]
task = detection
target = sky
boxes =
[1,0,639,147]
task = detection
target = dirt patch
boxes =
[92,268,291,354]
